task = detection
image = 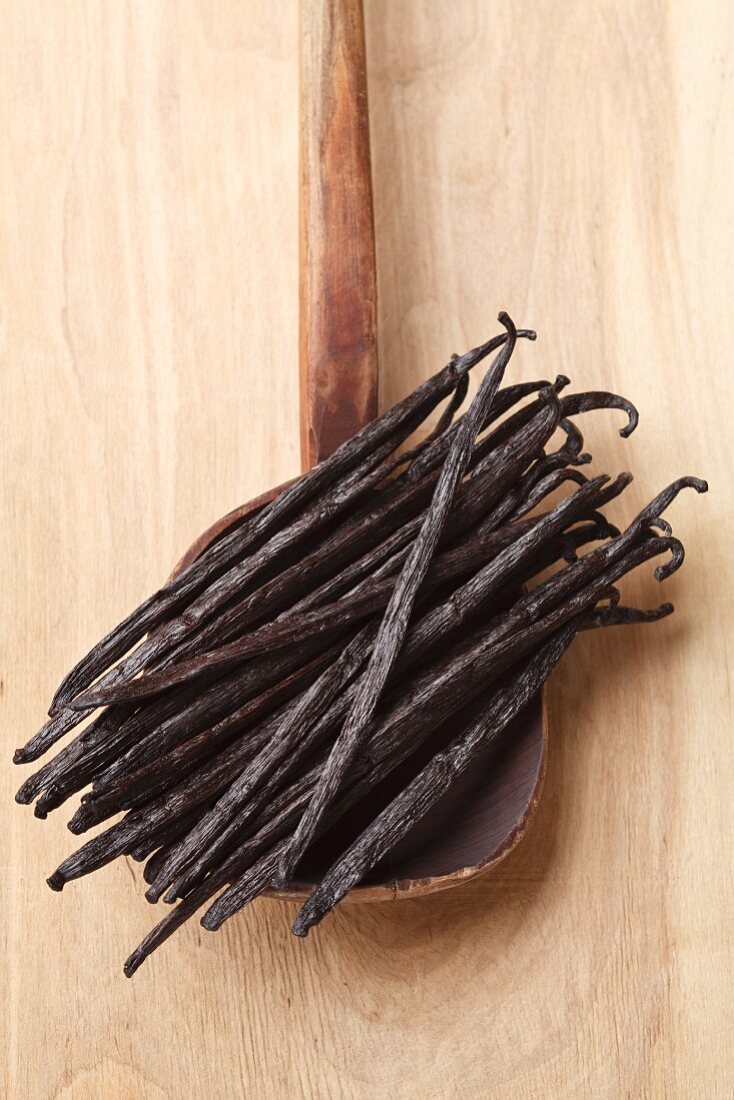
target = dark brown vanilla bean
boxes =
[559,391,639,437]
[143,844,180,886]
[558,417,585,459]
[431,369,469,436]
[469,391,557,476]
[137,800,223,881]
[124,835,292,977]
[512,467,590,520]
[14,708,90,766]
[15,738,86,807]
[582,602,674,629]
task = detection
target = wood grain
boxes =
[300,0,378,467]
[1,1,732,1097]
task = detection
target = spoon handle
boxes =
[299,0,378,470]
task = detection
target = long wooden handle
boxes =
[299,0,378,470]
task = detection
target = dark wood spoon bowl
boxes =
[167,0,547,903]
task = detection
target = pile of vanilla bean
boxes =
[14,313,706,975]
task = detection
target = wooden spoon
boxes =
[172,0,546,903]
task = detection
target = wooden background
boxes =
[2,2,732,1097]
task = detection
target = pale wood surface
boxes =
[1,2,732,1097]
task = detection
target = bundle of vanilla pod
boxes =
[14,313,706,975]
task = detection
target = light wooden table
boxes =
[2,3,732,1097]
